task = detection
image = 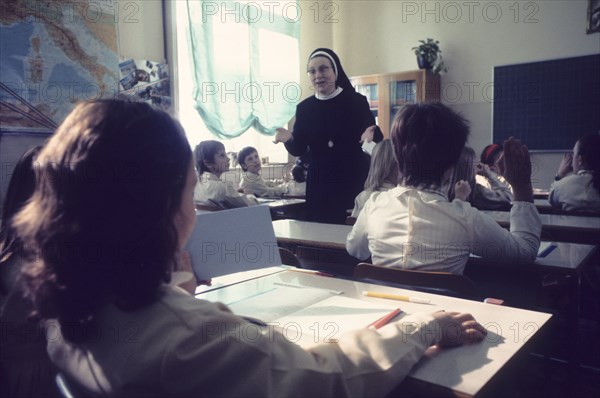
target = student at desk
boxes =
[237,146,287,197]
[346,103,542,274]
[194,140,258,208]
[14,99,486,397]
[549,134,600,212]
[351,139,398,217]
[447,146,513,210]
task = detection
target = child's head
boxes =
[291,164,308,183]
[574,134,600,192]
[14,99,194,341]
[391,103,469,189]
[194,140,229,176]
[364,139,398,190]
[296,151,311,168]
[573,134,600,173]
[237,146,261,173]
[480,144,504,175]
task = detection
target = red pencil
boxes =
[366,308,402,330]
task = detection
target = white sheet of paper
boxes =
[226,286,397,347]
[362,140,377,155]
[184,206,281,280]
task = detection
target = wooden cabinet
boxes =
[350,70,440,137]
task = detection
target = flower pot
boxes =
[417,54,433,70]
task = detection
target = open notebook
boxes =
[185,206,281,280]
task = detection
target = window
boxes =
[172,1,301,164]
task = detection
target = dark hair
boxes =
[390,103,469,188]
[480,144,502,166]
[13,100,191,342]
[194,140,225,174]
[0,146,41,293]
[296,150,311,167]
[237,146,258,172]
[577,133,600,194]
[291,164,307,183]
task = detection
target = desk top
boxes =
[197,269,552,397]
[273,219,351,250]
[482,210,600,230]
[272,220,596,273]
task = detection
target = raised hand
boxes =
[359,125,376,143]
[556,153,573,179]
[502,137,533,202]
[454,180,472,201]
[476,162,493,178]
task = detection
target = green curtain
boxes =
[185,0,301,139]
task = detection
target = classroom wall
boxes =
[3,1,596,212]
[328,0,598,188]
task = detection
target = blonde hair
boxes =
[364,139,398,191]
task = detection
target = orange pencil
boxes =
[366,308,402,330]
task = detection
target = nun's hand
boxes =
[274,128,293,144]
[360,125,376,143]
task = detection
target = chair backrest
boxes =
[278,247,302,268]
[353,263,481,299]
[56,373,98,398]
[186,206,281,280]
[295,246,360,277]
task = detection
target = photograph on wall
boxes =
[119,58,172,112]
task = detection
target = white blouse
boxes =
[549,170,600,212]
[239,172,287,197]
[194,172,258,208]
[346,186,541,274]
[47,284,444,397]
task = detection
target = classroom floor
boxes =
[511,276,600,398]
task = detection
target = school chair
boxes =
[278,246,302,268]
[353,263,482,300]
[56,373,97,398]
[295,246,361,277]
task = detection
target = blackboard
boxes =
[493,54,600,151]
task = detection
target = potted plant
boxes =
[412,38,448,74]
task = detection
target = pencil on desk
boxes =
[366,308,402,330]
[362,291,431,304]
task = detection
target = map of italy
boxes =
[1,0,119,129]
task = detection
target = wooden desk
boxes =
[197,270,552,397]
[481,210,600,244]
